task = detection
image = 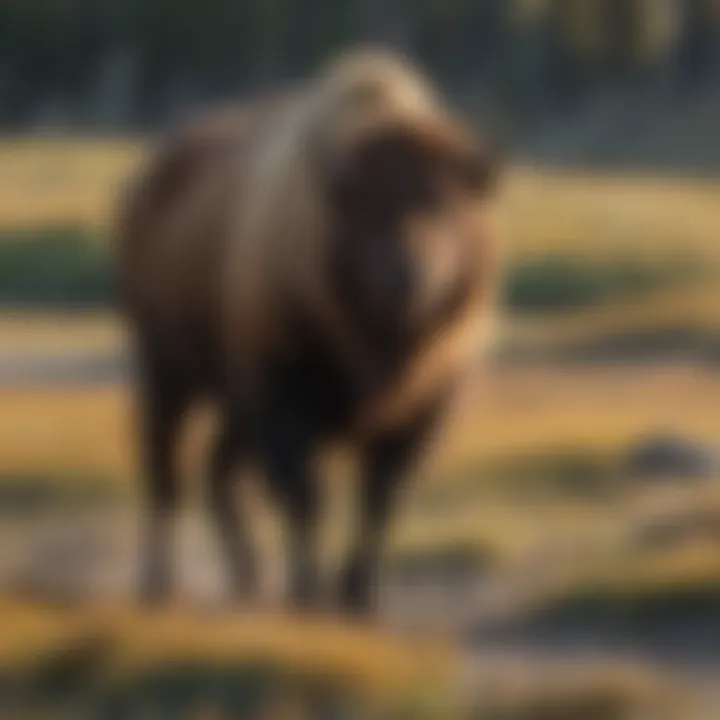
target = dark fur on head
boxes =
[326,116,499,361]
[330,120,498,212]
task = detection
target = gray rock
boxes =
[627,434,720,480]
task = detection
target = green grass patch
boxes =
[517,578,720,641]
[503,252,702,314]
[421,447,625,507]
[0,226,114,308]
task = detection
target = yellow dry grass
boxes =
[443,362,720,477]
[506,280,720,353]
[2,364,716,566]
[0,138,141,229]
[526,513,720,626]
[0,600,680,719]
[0,385,136,479]
[2,310,125,354]
[501,165,720,262]
[0,599,455,701]
[1,363,718,483]
[0,139,718,267]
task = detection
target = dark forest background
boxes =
[2,0,720,168]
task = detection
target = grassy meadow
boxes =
[1,138,719,717]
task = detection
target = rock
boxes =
[627,434,719,480]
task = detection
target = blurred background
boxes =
[0,1,719,718]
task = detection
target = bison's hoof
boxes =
[338,565,376,616]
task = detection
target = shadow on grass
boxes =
[0,474,125,516]
[418,448,625,509]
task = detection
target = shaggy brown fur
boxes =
[117,48,501,612]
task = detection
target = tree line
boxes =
[0,0,719,131]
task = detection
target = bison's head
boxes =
[327,117,501,349]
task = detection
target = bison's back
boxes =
[116,97,288,380]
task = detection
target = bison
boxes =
[116,48,501,614]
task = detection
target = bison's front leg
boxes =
[339,401,445,615]
[261,405,322,610]
[207,412,258,602]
